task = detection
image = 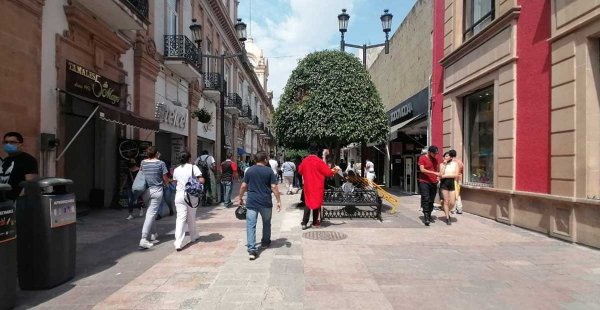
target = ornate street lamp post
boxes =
[337,8,393,178]
[190,18,247,162]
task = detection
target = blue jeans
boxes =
[222,181,233,207]
[246,206,272,253]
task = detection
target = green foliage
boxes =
[283,149,308,160]
[274,50,388,149]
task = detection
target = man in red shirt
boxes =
[418,145,440,226]
[220,153,238,208]
[298,145,337,230]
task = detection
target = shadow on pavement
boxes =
[197,232,224,243]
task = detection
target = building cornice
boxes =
[441,6,521,68]
[9,0,45,20]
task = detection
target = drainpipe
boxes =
[427,75,432,147]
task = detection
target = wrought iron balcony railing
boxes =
[203,72,220,90]
[121,0,149,20]
[163,35,201,73]
[240,105,252,119]
[258,122,265,132]
[226,93,243,111]
[252,116,259,126]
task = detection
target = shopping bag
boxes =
[131,168,147,198]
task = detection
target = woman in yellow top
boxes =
[439,150,459,225]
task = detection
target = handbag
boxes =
[131,164,147,198]
[235,204,247,220]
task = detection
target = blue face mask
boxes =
[3,143,18,154]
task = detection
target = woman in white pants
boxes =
[172,151,204,251]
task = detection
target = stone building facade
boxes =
[368,0,433,191]
[432,0,600,248]
[0,0,273,209]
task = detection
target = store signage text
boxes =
[159,103,188,130]
[389,102,414,125]
[66,61,122,106]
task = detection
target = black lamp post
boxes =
[338,8,393,178]
[190,18,247,162]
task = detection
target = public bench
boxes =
[322,188,383,222]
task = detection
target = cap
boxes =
[427,145,439,154]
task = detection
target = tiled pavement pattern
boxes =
[14,185,600,309]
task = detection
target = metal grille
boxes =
[163,35,201,73]
[302,231,347,241]
[203,72,220,90]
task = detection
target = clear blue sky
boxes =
[238,0,418,106]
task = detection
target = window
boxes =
[464,87,494,186]
[464,0,494,40]
[167,0,178,35]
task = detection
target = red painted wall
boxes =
[431,0,445,150]
[515,0,551,193]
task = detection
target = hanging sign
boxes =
[65,60,122,106]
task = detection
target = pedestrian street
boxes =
[14,185,600,309]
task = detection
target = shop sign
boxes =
[0,204,16,243]
[48,194,76,228]
[66,60,122,106]
[387,88,429,126]
[158,101,189,136]
[389,103,414,125]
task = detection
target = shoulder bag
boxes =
[131,162,147,198]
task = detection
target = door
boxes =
[403,155,414,192]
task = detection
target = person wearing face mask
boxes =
[0,132,38,200]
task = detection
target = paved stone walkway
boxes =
[14,186,600,309]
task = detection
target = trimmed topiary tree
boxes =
[274,50,388,151]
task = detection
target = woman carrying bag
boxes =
[137,146,170,249]
[172,151,204,251]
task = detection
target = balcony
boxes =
[164,35,202,80]
[256,121,265,133]
[77,0,149,30]
[249,115,259,130]
[225,93,242,114]
[239,105,252,123]
[202,72,221,102]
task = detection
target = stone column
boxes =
[188,79,202,157]
[134,33,160,143]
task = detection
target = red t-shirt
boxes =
[298,155,334,210]
[418,154,439,184]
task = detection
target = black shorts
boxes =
[440,179,455,191]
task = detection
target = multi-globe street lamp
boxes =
[190,18,248,162]
[337,8,393,178]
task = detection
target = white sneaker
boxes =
[139,208,144,217]
[150,233,159,242]
[139,239,154,249]
[126,214,134,220]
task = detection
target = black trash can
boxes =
[16,178,76,290]
[0,184,17,310]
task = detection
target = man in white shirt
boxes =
[268,153,278,176]
[365,158,375,182]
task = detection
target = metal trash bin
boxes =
[0,184,17,310]
[16,178,76,290]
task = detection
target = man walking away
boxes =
[418,145,440,226]
[1,132,38,200]
[281,157,296,194]
[298,145,338,230]
[196,150,215,204]
[238,151,281,260]
[220,153,238,208]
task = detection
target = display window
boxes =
[464,86,494,186]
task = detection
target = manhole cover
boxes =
[302,231,347,241]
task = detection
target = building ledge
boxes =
[441,6,521,68]
[462,184,600,206]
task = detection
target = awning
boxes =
[237,148,247,155]
[57,88,159,131]
[389,113,426,134]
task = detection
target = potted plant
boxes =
[192,108,212,123]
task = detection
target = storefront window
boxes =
[464,87,494,186]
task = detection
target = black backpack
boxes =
[197,156,210,180]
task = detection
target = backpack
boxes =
[184,165,203,208]
[197,156,210,180]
